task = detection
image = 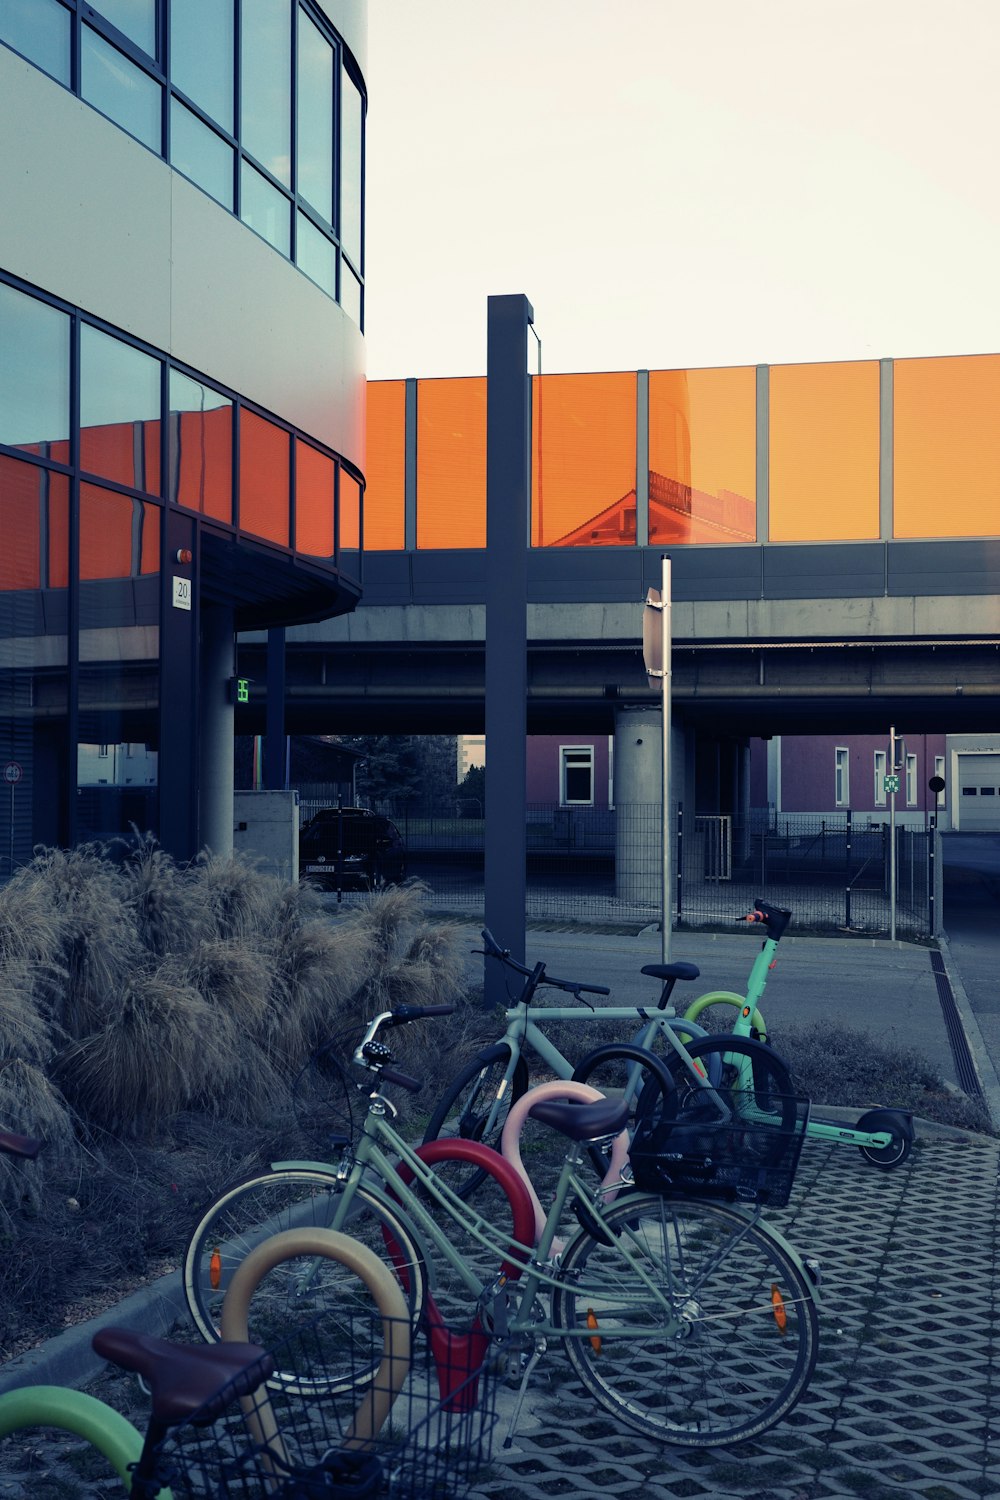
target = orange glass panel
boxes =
[239,410,290,546]
[769,362,879,541]
[365,380,406,549]
[174,407,233,522]
[79,484,135,580]
[139,501,160,575]
[80,419,161,495]
[295,440,335,557]
[340,469,361,550]
[416,377,486,548]
[48,475,69,588]
[649,367,756,544]
[532,373,636,546]
[894,354,1000,538]
[0,454,41,589]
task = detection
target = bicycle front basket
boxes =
[154,1311,507,1500]
[628,1089,810,1208]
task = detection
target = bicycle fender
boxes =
[269,1158,343,1174]
[0,1387,146,1488]
[720,1205,826,1310]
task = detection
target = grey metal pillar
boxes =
[199,604,235,857]
[484,293,533,1003]
[264,626,287,789]
[614,706,662,906]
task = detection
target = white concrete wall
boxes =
[233,790,300,883]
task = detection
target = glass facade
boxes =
[364,355,1000,549]
[0,0,365,321]
[0,273,362,863]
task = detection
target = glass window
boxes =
[769,361,880,541]
[0,283,70,453]
[417,378,486,548]
[295,440,334,558]
[835,747,849,807]
[340,263,361,326]
[80,326,161,494]
[91,0,156,58]
[906,753,917,807]
[339,469,361,554]
[239,409,289,545]
[170,0,234,132]
[241,0,291,186]
[0,0,71,86]
[894,355,1000,538]
[170,99,234,208]
[364,382,405,548]
[874,749,887,807]
[532,373,636,546]
[168,370,232,521]
[648,367,756,544]
[934,756,946,801]
[340,64,363,268]
[297,10,334,224]
[240,160,291,255]
[561,746,594,806]
[82,25,161,152]
[297,214,336,297]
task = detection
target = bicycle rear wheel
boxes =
[183,1168,425,1396]
[422,1043,530,1198]
[551,1193,818,1446]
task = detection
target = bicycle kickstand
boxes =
[502,1337,547,1448]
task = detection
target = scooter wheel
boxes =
[856,1108,914,1169]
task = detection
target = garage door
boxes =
[957,753,1000,829]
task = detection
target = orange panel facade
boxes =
[769,362,879,541]
[340,469,361,551]
[648,367,756,543]
[295,440,335,558]
[239,410,290,546]
[417,377,486,549]
[532,373,636,546]
[173,407,233,522]
[893,354,1000,539]
[364,379,406,549]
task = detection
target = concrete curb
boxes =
[0,1270,187,1397]
[937,931,1000,1131]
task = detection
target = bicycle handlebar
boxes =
[736,899,792,940]
[478,928,610,998]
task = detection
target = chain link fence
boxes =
[297,787,937,938]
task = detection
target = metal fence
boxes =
[297,788,938,938]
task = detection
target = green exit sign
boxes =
[228,676,252,705]
[884,773,900,794]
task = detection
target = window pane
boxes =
[0,0,71,86]
[170,0,233,132]
[297,214,336,297]
[532,373,636,546]
[82,25,161,151]
[340,263,361,326]
[241,160,291,255]
[295,440,334,557]
[297,10,333,223]
[92,0,156,57]
[0,283,70,451]
[241,0,291,186]
[417,378,486,548]
[339,469,361,555]
[168,370,232,522]
[364,381,405,548]
[339,64,363,269]
[239,410,289,545]
[170,99,234,208]
[80,326,161,494]
[648,366,756,543]
[770,361,879,541]
[894,355,1000,538]
[340,64,363,267]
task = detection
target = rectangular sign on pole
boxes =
[643,557,672,961]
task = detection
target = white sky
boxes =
[363,0,1000,379]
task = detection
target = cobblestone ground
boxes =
[0,1137,996,1499]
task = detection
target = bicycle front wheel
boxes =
[184,1168,426,1395]
[422,1043,530,1198]
[551,1193,818,1446]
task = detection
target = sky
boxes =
[363,0,1000,380]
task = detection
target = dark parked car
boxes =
[299,807,407,890]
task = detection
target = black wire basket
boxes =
[154,1311,507,1499]
[628,1089,811,1208]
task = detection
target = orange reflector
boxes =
[210,1248,222,1290]
[587,1308,601,1354]
[771,1283,787,1332]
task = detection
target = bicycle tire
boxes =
[550,1193,819,1446]
[570,1041,677,1177]
[422,1043,530,1198]
[655,1034,797,1137]
[183,1167,426,1396]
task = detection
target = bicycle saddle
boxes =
[92,1327,274,1425]
[527,1096,630,1142]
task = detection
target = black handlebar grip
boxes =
[388,1003,456,1024]
[380,1067,423,1094]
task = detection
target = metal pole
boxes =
[661,555,672,962]
[889,725,897,941]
